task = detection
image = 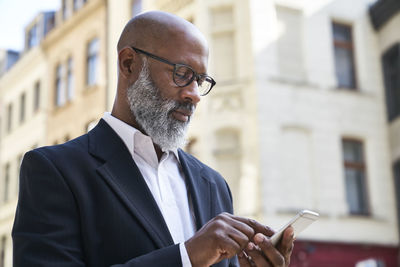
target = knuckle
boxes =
[216,213,227,221]
[248,218,257,225]
[277,256,285,267]
[212,219,227,231]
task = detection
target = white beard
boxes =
[126,58,195,151]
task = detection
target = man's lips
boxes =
[172,109,192,122]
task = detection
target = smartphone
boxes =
[270,210,319,246]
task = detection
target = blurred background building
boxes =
[0,0,399,266]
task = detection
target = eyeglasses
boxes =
[131,46,216,96]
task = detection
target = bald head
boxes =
[117,11,208,55]
[112,11,209,139]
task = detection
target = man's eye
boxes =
[175,69,192,80]
[175,71,186,78]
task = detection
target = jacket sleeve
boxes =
[12,149,182,267]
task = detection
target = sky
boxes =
[0,0,60,51]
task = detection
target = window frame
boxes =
[342,138,370,216]
[3,163,10,203]
[20,92,26,123]
[86,38,99,86]
[6,103,12,133]
[34,81,41,112]
[55,63,66,107]
[382,43,400,122]
[66,57,74,101]
[332,22,358,90]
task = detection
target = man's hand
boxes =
[238,227,295,267]
[185,212,256,267]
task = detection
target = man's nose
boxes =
[180,80,201,105]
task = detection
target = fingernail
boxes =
[254,233,264,243]
[247,242,255,250]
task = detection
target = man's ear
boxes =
[118,47,135,78]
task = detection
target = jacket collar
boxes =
[88,119,214,243]
[88,119,174,248]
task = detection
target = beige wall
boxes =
[0,45,48,267]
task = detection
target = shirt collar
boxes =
[102,112,180,162]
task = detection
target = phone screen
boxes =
[270,210,319,246]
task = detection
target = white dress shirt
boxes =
[102,112,195,267]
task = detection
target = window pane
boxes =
[67,58,74,100]
[3,163,10,202]
[7,104,12,133]
[345,168,368,214]
[56,64,66,106]
[332,22,356,89]
[0,236,5,267]
[342,139,369,215]
[20,93,26,123]
[382,43,400,121]
[28,24,38,49]
[334,46,356,88]
[333,23,352,42]
[87,38,99,86]
[343,140,363,162]
[132,0,142,17]
[34,81,40,111]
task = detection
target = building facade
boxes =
[251,0,398,265]
[0,0,399,266]
[0,12,51,266]
[43,0,107,145]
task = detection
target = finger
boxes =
[227,227,256,250]
[217,213,256,240]
[245,242,272,267]
[254,233,285,267]
[278,227,295,264]
[238,251,252,267]
[232,215,275,237]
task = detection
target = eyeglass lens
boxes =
[173,65,212,95]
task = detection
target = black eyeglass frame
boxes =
[131,46,216,96]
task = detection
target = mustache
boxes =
[169,101,195,114]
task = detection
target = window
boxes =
[34,81,41,112]
[27,24,38,49]
[67,57,74,101]
[211,7,235,81]
[382,43,400,121]
[17,154,23,193]
[20,93,26,123]
[0,236,5,267]
[87,38,99,86]
[131,0,142,17]
[6,103,12,133]
[394,160,400,237]
[3,163,10,203]
[73,0,81,11]
[55,64,66,107]
[342,139,369,215]
[62,0,70,20]
[276,5,305,82]
[332,22,357,89]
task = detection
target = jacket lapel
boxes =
[88,119,174,248]
[178,150,213,230]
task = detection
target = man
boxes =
[12,11,294,267]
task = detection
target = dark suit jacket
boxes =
[12,119,238,267]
